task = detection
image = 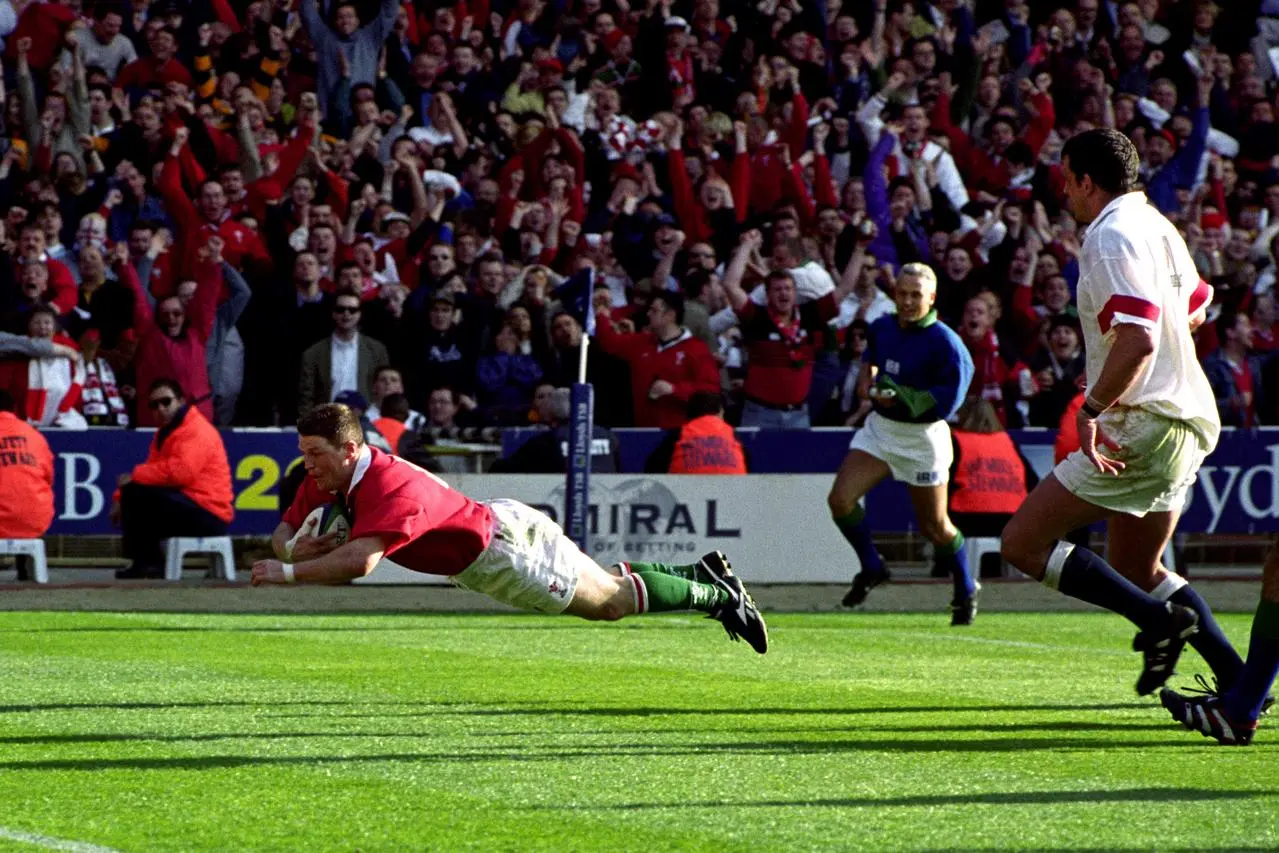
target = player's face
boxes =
[895,274,935,323]
[299,435,356,493]
[1061,156,1096,224]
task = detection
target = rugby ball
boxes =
[285,503,351,555]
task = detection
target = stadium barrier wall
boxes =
[39,428,1279,546]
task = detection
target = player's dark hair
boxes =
[147,377,185,399]
[686,391,724,419]
[651,290,685,324]
[298,403,366,449]
[0,389,14,413]
[380,393,410,421]
[1061,128,1139,195]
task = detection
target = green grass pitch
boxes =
[1,610,1276,852]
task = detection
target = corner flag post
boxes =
[564,269,596,552]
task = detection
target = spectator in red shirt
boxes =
[720,229,856,428]
[158,127,272,279]
[593,287,720,428]
[115,24,193,94]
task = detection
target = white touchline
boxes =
[0,827,123,853]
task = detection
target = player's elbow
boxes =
[354,549,383,578]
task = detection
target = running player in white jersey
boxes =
[1001,128,1244,696]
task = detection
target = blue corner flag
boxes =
[552,268,596,337]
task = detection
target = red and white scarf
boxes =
[26,335,84,426]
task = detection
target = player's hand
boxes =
[251,559,290,586]
[1077,410,1125,475]
[290,531,343,561]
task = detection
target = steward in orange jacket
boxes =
[646,393,748,474]
[946,400,1037,539]
[0,393,54,540]
[111,379,233,579]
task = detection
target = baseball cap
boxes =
[334,391,369,411]
[431,290,456,306]
[381,211,411,226]
[665,16,690,31]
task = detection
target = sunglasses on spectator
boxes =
[334,305,361,315]
[148,397,175,410]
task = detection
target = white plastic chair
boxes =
[162,537,237,582]
[0,539,49,584]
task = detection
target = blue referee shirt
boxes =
[865,310,975,423]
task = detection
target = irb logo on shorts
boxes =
[916,471,940,485]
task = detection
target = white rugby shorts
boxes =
[451,499,587,613]
[1053,407,1207,517]
[848,411,953,487]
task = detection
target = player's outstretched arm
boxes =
[270,521,298,561]
[252,535,389,586]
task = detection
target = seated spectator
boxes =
[0,389,55,555]
[372,392,411,454]
[297,287,390,418]
[110,379,233,579]
[645,392,747,474]
[494,387,621,473]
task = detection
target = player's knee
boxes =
[1000,528,1034,573]
[588,600,628,622]
[827,483,854,517]
[919,518,950,545]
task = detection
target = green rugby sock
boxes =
[631,571,728,613]
[621,560,702,581]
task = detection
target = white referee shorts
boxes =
[848,411,953,487]
[451,499,588,613]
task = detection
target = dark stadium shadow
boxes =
[0,626,474,633]
[268,702,1148,720]
[0,699,557,714]
[0,735,1262,771]
[520,788,1279,811]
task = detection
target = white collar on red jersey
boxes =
[655,327,692,352]
[347,444,373,495]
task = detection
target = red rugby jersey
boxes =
[284,447,494,576]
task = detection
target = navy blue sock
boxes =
[936,532,975,599]
[1168,585,1243,688]
[1224,600,1279,722]
[1055,546,1170,630]
[833,505,885,578]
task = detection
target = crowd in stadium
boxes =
[0,0,1277,438]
